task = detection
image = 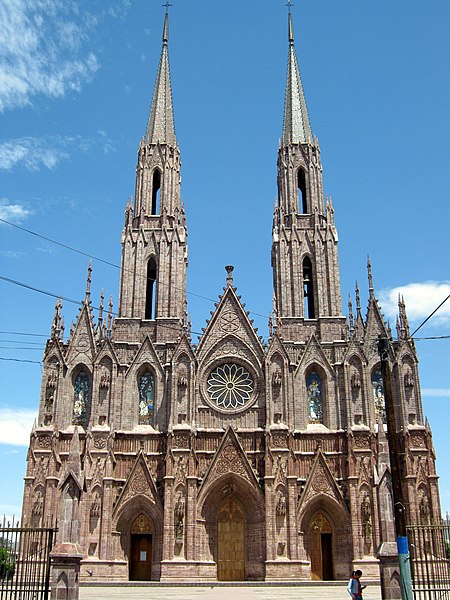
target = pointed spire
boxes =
[145,10,176,146]
[68,426,81,481]
[107,295,113,338]
[355,281,361,314]
[85,261,92,304]
[282,10,312,145]
[348,294,355,337]
[398,294,410,340]
[51,298,62,339]
[367,256,375,299]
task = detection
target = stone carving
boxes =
[94,436,107,449]
[130,465,149,495]
[174,493,185,541]
[410,434,425,449]
[361,494,372,553]
[215,444,249,480]
[272,433,287,448]
[100,370,110,389]
[37,435,51,449]
[131,513,151,534]
[312,464,330,493]
[173,432,190,449]
[354,435,369,449]
[275,490,287,516]
[220,311,240,333]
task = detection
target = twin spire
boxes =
[282,12,312,145]
[145,10,311,148]
[145,12,176,146]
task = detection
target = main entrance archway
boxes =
[129,514,152,581]
[310,512,333,580]
[217,497,245,581]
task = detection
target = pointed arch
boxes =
[306,370,324,424]
[137,366,155,425]
[145,257,157,320]
[303,256,315,318]
[72,366,91,427]
[298,167,308,213]
[151,168,161,215]
[371,366,386,424]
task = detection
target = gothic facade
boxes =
[21,11,442,584]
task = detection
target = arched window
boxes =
[145,257,157,319]
[151,169,161,215]
[298,168,307,213]
[307,371,323,423]
[303,257,315,318]
[372,370,386,423]
[73,371,89,426]
[138,372,154,425]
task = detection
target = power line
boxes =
[0,274,117,315]
[0,357,41,364]
[0,216,268,319]
[410,295,450,337]
[0,331,48,338]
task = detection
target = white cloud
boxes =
[378,281,450,326]
[422,388,450,398]
[0,198,30,223]
[0,137,68,170]
[0,133,114,171]
[0,407,36,446]
[0,0,100,112]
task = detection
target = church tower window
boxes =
[298,168,307,213]
[73,371,89,427]
[138,372,154,425]
[306,372,323,423]
[372,369,386,423]
[151,169,161,215]
[145,257,157,319]
[303,257,315,318]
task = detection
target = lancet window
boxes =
[138,372,154,425]
[372,370,386,423]
[72,371,89,427]
[298,168,308,213]
[303,257,315,318]
[307,371,323,423]
[151,169,161,215]
[145,257,157,319]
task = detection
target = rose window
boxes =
[207,363,254,410]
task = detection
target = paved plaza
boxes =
[80,583,382,600]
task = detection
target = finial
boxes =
[85,261,92,303]
[288,10,294,45]
[60,315,65,340]
[225,265,234,287]
[367,256,374,298]
[355,281,361,313]
[107,295,113,336]
[162,2,171,44]
[98,290,104,325]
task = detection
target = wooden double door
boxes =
[129,533,152,580]
[217,497,245,581]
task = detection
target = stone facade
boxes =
[21,10,442,586]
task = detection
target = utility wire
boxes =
[0,330,48,338]
[0,216,257,313]
[410,295,450,337]
[0,357,41,364]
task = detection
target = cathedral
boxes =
[21,9,442,585]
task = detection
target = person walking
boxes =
[347,569,366,599]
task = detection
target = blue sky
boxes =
[0,0,449,519]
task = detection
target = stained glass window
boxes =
[139,372,154,424]
[372,370,386,423]
[207,363,253,410]
[307,372,323,423]
[73,372,89,426]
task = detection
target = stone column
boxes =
[50,544,83,600]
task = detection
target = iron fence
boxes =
[407,517,450,600]
[0,515,56,600]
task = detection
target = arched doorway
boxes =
[310,512,334,580]
[217,497,245,581]
[129,513,153,581]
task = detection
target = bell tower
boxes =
[118,11,187,339]
[272,12,345,340]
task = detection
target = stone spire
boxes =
[145,11,176,146]
[282,11,312,145]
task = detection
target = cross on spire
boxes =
[285,0,294,12]
[163,1,172,14]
